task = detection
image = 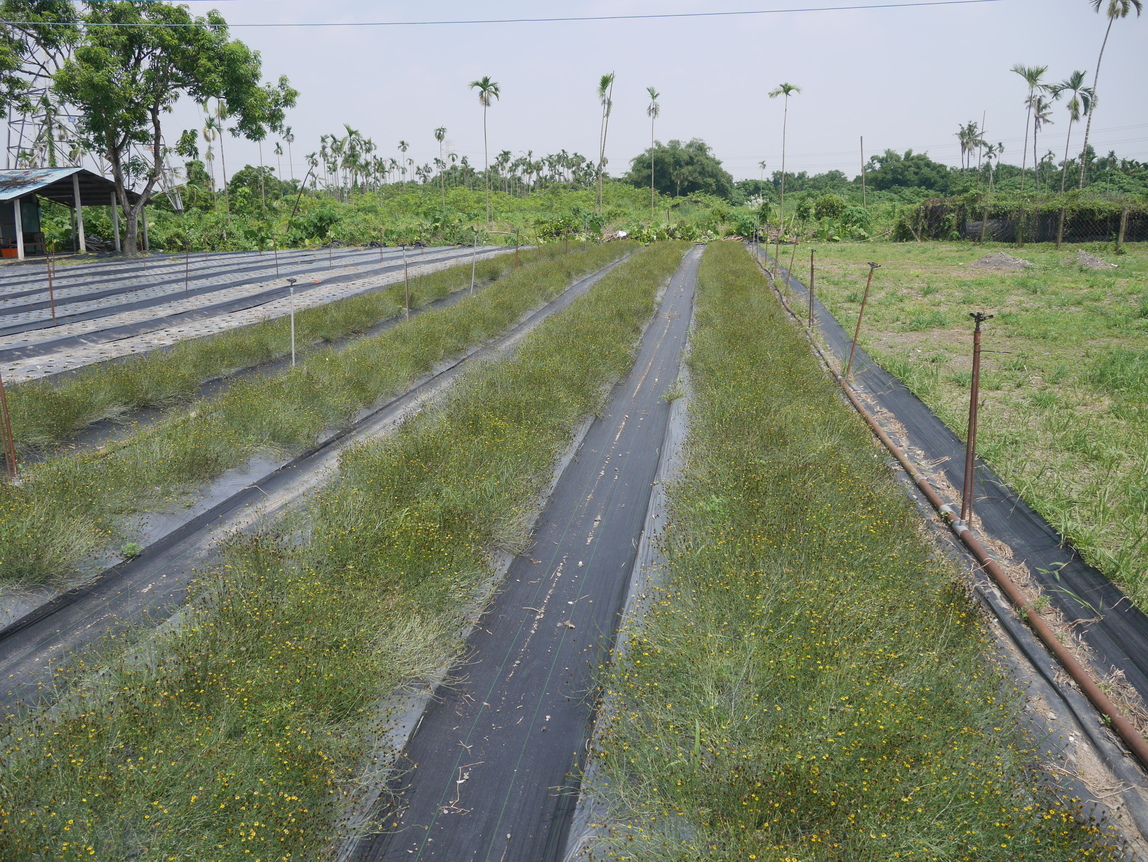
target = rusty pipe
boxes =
[0,368,17,480]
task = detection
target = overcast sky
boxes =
[172,0,1148,185]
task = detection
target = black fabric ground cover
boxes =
[761,245,1148,707]
[351,250,700,862]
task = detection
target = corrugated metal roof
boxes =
[0,167,140,205]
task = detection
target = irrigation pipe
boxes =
[759,248,1148,775]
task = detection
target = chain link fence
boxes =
[896,193,1148,250]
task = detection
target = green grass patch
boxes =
[0,241,690,860]
[807,241,1148,600]
[585,242,1120,860]
[0,243,633,589]
[6,246,580,454]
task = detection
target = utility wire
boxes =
[3,0,1007,28]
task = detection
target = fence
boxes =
[898,194,1148,249]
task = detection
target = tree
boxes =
[863,149,953,193]
[283,125,294,182]
[1051,71,1093,193]
[1079,0,1142,187]
[434,125,446,204]
[1031,92,1056,192]
[768,83,800,224]
[398,139,409,181]
[646,86,660,217]
[1011,63,1047,192]
[624,139,734,201]
[596,72,615,213]
[55,1,296,254]
[468,76,499,223]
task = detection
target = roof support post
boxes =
[13,194,24,260]
[72,172,85,253]
[111,192,121,252]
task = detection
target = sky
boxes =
[162,0,1148,185]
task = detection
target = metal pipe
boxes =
[808,249,815,330]
[46,253,56,326]
[961,312,993,524]
[0,367,17,480]
[184,245,190,298]
[287,277,297,367]
[403,245,410,319]
[844,262,880,380]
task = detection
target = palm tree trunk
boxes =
[483,106,490,223]
[1079,18,1113,189]
[1020,97,1032,193]
[1060,117,1075,194]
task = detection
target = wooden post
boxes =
[1117,206,1130,254]
[1055,207,1066,250]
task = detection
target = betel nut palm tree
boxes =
[468,76,500,223]
[1052,71,1094,193]
[646,86,660,218]
[1079,0,1142,187]
[768,82,800,232]
[1010,63,1047,192]
[596,72,615,215]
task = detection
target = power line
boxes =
[4,0,1007,28]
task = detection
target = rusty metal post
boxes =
[0,367,17,481]
[844,262,880,380]
[961,312,993,525]
[287,277,297,367]
[274,242,280,278]
[184,245,190,298]
[328,243,333,270]
[469,230,477,294]
[787,235,799,291]
[46,253,57,326]
[402,246,410,318]
[808,249,815,330]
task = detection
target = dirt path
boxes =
[348,248,700,862]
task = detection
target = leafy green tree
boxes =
[54,1,295,254]
[468,76,499,223]
[864,149,953,193]
[1010,63,1047,192]
[768,82,800,222]
[1079,0,1142,187]
[624,139,734,201]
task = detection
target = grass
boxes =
[0,242,633,589]
[795,241,1148,603]
[583,241,1120,860]
[5,245,572,455]
[0,241,690,860]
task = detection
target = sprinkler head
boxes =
[287,277,297,286]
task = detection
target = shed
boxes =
[0,167,145,259]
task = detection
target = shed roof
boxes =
[0,167,141,206]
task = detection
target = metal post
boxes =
[469,230,477,294]
[808,249,815,330]
[72,173,85,254]
[273,242,279,278]
[328,243,333,270]
[960,312,993,525]
[184,245,190,298]
[13,194,24,260]
[844,262,880,380]
[0,367,17,481]
[46,253,56,326]
[514,230,520,269]
[287,277,297,367]
[787,235,799,289]
[402,245,410,319]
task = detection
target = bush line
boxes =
[585,241,1120,860]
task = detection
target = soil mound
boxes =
[1062,250,1117,269]
[969,253,1032,271]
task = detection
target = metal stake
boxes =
[469,230,477,294]
[961,311,993,525]
[184,245,190,298]
[46,253,57,326]
[274,242,279,278]
[808,249,815,330]
[287,277,298,367]
[0,367,17,481]
[844,262,880,380]
[787,235,799,290]
[403,245,410,319]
